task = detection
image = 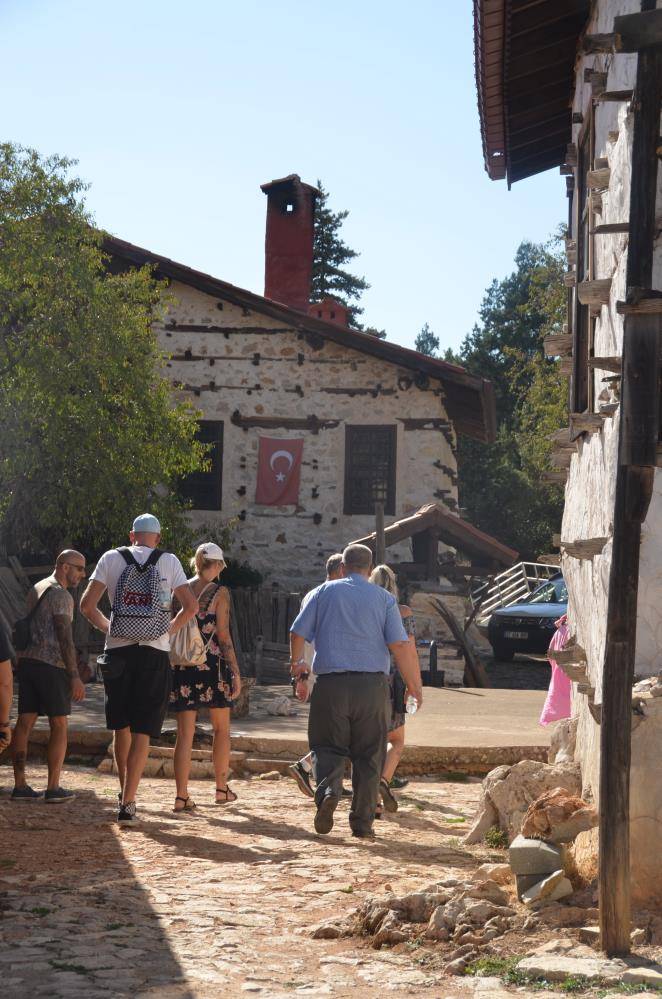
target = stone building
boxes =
[474,0,662,927]
[105,175,496,589]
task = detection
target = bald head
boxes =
[342,543,373,577]
[55,549,87,589]
[326,553,343,580]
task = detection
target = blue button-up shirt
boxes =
[290,573,408,674]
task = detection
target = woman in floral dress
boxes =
[170,542,241,812]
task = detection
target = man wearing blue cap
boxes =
[81,514,197,822]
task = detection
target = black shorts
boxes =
[101,645,171,738]
[17,659,71,717]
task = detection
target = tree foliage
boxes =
[0,144,206,559]
[312,180,370,330]
[415,322,440,357]
[456,234,567,560]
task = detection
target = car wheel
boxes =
[491,643,514,663]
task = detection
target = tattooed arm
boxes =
[215,588,241,697]
[53,614,85,702]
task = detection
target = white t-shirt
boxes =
[90,545,188,652]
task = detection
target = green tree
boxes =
[312,180,370,330]
[0,144,206,559]
[456,233,567,559]
[415,322,440,357]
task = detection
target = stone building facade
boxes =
[106,176,495,589]
[474,0,662,908]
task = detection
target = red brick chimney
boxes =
[261,174,318,313]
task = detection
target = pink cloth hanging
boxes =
[540,613,572,725]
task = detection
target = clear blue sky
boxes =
[4,0,564,353]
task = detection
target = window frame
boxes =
[180,419,224,511]
[343,424,397,516]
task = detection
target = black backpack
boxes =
[12,585,53,652]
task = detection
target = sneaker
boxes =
[314,794,339,834]
[379,778,398,814]
[118,801,137,823]
[389,776,409,790]
[44,787,77,804]
[288,761,314,799]
[11,785,44,802]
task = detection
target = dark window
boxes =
[344,425,396,515]
[181,420,223,510]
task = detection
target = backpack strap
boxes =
[26,583,55,623]
[116,547,139,568]
[145,548,164,568]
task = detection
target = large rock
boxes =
[474,863,511,886]
[521,871,573,906]
[508,835,565,876]
[548,717,578,764]
[516,954,627,985]
[464,760,581,845]
[521,787,598,843]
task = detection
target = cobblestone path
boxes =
[0,766,565,998]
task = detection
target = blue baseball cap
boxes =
[132,513,161,534]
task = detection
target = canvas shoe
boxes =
[118,801,137,823]
[11,785,44,802]
[44,787,77,804]
[288,761,314,798]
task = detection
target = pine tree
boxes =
[312,180,370,330]
[415,322,440,356]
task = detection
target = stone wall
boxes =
[157,282,458,589]
[561,0,662,903]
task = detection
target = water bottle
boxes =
[405,695,418,715]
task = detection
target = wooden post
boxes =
[374,502,385,567]
[599,13,662,956]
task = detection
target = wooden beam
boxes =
[541,470,567,485]
[559,357,574,377]
[230,410,340,434]
[548,426,575,448]
[599,402,619,417]
[563,271,577,288]
[617,294,662,315]
[550,450,572,469]
[375,502,385,567]
[429,597,489,689]
[577,279,612,308]
[552,643,587,667]
[592,222,630,235]
[582,10,662,53]
[537,553,560,566]
[570,412,607,435]
[562,537,609,559]
[543,333,573,356]
[587,356,622,373]
[584,69,608,96]
[599,22,662,957]
[595,90,634,103]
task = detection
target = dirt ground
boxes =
[0,765,629,999]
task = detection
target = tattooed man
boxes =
[11,551,87,802]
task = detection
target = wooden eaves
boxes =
[103,234,496,444]
[474,0,591,186]
[352,502,518,567]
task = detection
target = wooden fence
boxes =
[229,586,302,675]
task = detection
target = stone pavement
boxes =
[0,765,572,999]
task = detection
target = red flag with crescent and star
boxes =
[255,437,304,506]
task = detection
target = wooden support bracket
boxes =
[578,278,612,308]
[588,700,602,724]
[592,192,603,214]
[596,90,634,103]
[588,356,622,373]
[599,402,619,417]
[582,10,662,53]
[592,222,630,235]
[617,294,662,315]
[570,412,607,435]
[552,643,588,667]
[562,537,609,559]
[537,553,561,566]
[563,272,577,288]
[558,662,589,684]
[548,427,575,448]
[588,167,611,190]
[559,357,574,377]
[551,450,573,469]
[543,333,573,357]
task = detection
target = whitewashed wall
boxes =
[560,0,662,903]
[156,283,458,589]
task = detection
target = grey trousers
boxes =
[308,671,390,834]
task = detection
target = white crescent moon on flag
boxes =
[269,450,294,471]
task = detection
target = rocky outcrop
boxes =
[521,787,598,843]
[464,760,581,845]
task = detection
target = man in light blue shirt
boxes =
[290,543,423,840]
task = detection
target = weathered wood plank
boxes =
[587,356,622,373]
[561,537,609,559]
[592,223,630,235]
[577,279,612,307]
[543,333,573,357]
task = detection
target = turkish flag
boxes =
[255,437,304,506]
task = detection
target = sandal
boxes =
[173,795,196,813]
[379,778,398,814]
[215,785,238,804]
